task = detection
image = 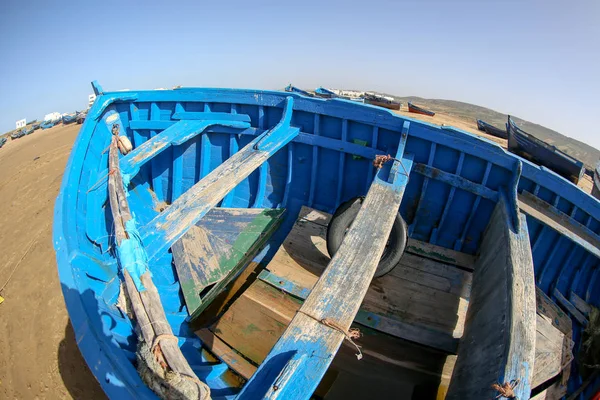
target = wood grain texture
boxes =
[447,194,536,400]
[140,98,299,260]
[262,206,471,353]
[196,328,257,380]
[533,313,573,388]
[519,190,600,259]
[237,153,414,400]
[171,208,284,318]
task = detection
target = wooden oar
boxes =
[107,132,211,400]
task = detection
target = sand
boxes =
[0,124,105,399]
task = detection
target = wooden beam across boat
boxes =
[447,192,537,399]
[139,97,299,260]
[237,122,414,399]
[518,190,600,260]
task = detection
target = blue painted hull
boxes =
[41,121,55,129]
[476,119,508,139]
[508,117,584,183]
[54,84,600,399]
[63,115,77,124]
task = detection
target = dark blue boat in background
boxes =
[408,101,435,116]
[41,120,56,129]
[0,137,7,148]
[284,84,313,97]
[63,113,77,124]
[314,86,337,98]
[507,116,584,183]
[53,81,600,400]
[476,119,508,139]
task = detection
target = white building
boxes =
[44,112,62,122]
[16,119,26,129]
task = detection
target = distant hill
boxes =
[386,95,600,169]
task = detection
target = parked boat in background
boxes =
[476,119,508,139]
[507,116,584,183]
[63,113,77,124]
[53,81,600,400]
[22,126,34,135]
[0,137,7,148]
[314,86,337,98]
[408,101,435,116]
[76,111,87,124]
[364,92,400,110]
[41,120,56,130]
[10,130,25,139]
[33,123,41,130]
[593,161,600,200]
[284,84,313,97]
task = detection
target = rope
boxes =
[492,379,519,399]
[149,334,211,399]
[297,310,363,360]
[372,154,409,176]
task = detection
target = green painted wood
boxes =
[172,208,285,319]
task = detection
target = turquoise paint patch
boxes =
[116,218,151,291]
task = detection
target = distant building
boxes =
[44,112,62,122]
[88,94,97,108]
[16,119,26,129]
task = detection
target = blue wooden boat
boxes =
[0,137,7,148]
[63,113,77,124]
[314,86,337,98]
[33,123,41,130]
[408,101,435,116]
[284,84,312,97]
[41,120,55,129]
[54,81,600,400]
[476,119,508,139]
[507,116,584,183]
[22,126,34,135]
[10,130,24,139]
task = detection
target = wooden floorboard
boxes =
[267,206,472,345]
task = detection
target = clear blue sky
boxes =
[1,0,598,148]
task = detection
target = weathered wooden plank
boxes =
[187,209,285,321]
[172,208,284,317]
[533,313,573,388]
[413,162,499,202]
[406,238,476,270]
[238,148,414,399]
[262,205,471,352]
[140,97,299,260]
[553,288,588,326]
[536,287,573,336]
[196,328,257,380]
[121,119,250,178]
[447,194,536,400]
[519,191,600,259]
[570,291,591,316]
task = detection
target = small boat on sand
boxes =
[476,119,508,139]
[63,113,77,124]
[22,126,34,135]
[507,116,584,183]
[0,137,7,148]
[40,120,56,129]
[408,101,435,116]
[10,130,24,139]
[54,81,600,400]
[314,86,337,98]
[284,84,313,97]
[363,93,400,110]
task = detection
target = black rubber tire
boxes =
[326,197,408,278]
